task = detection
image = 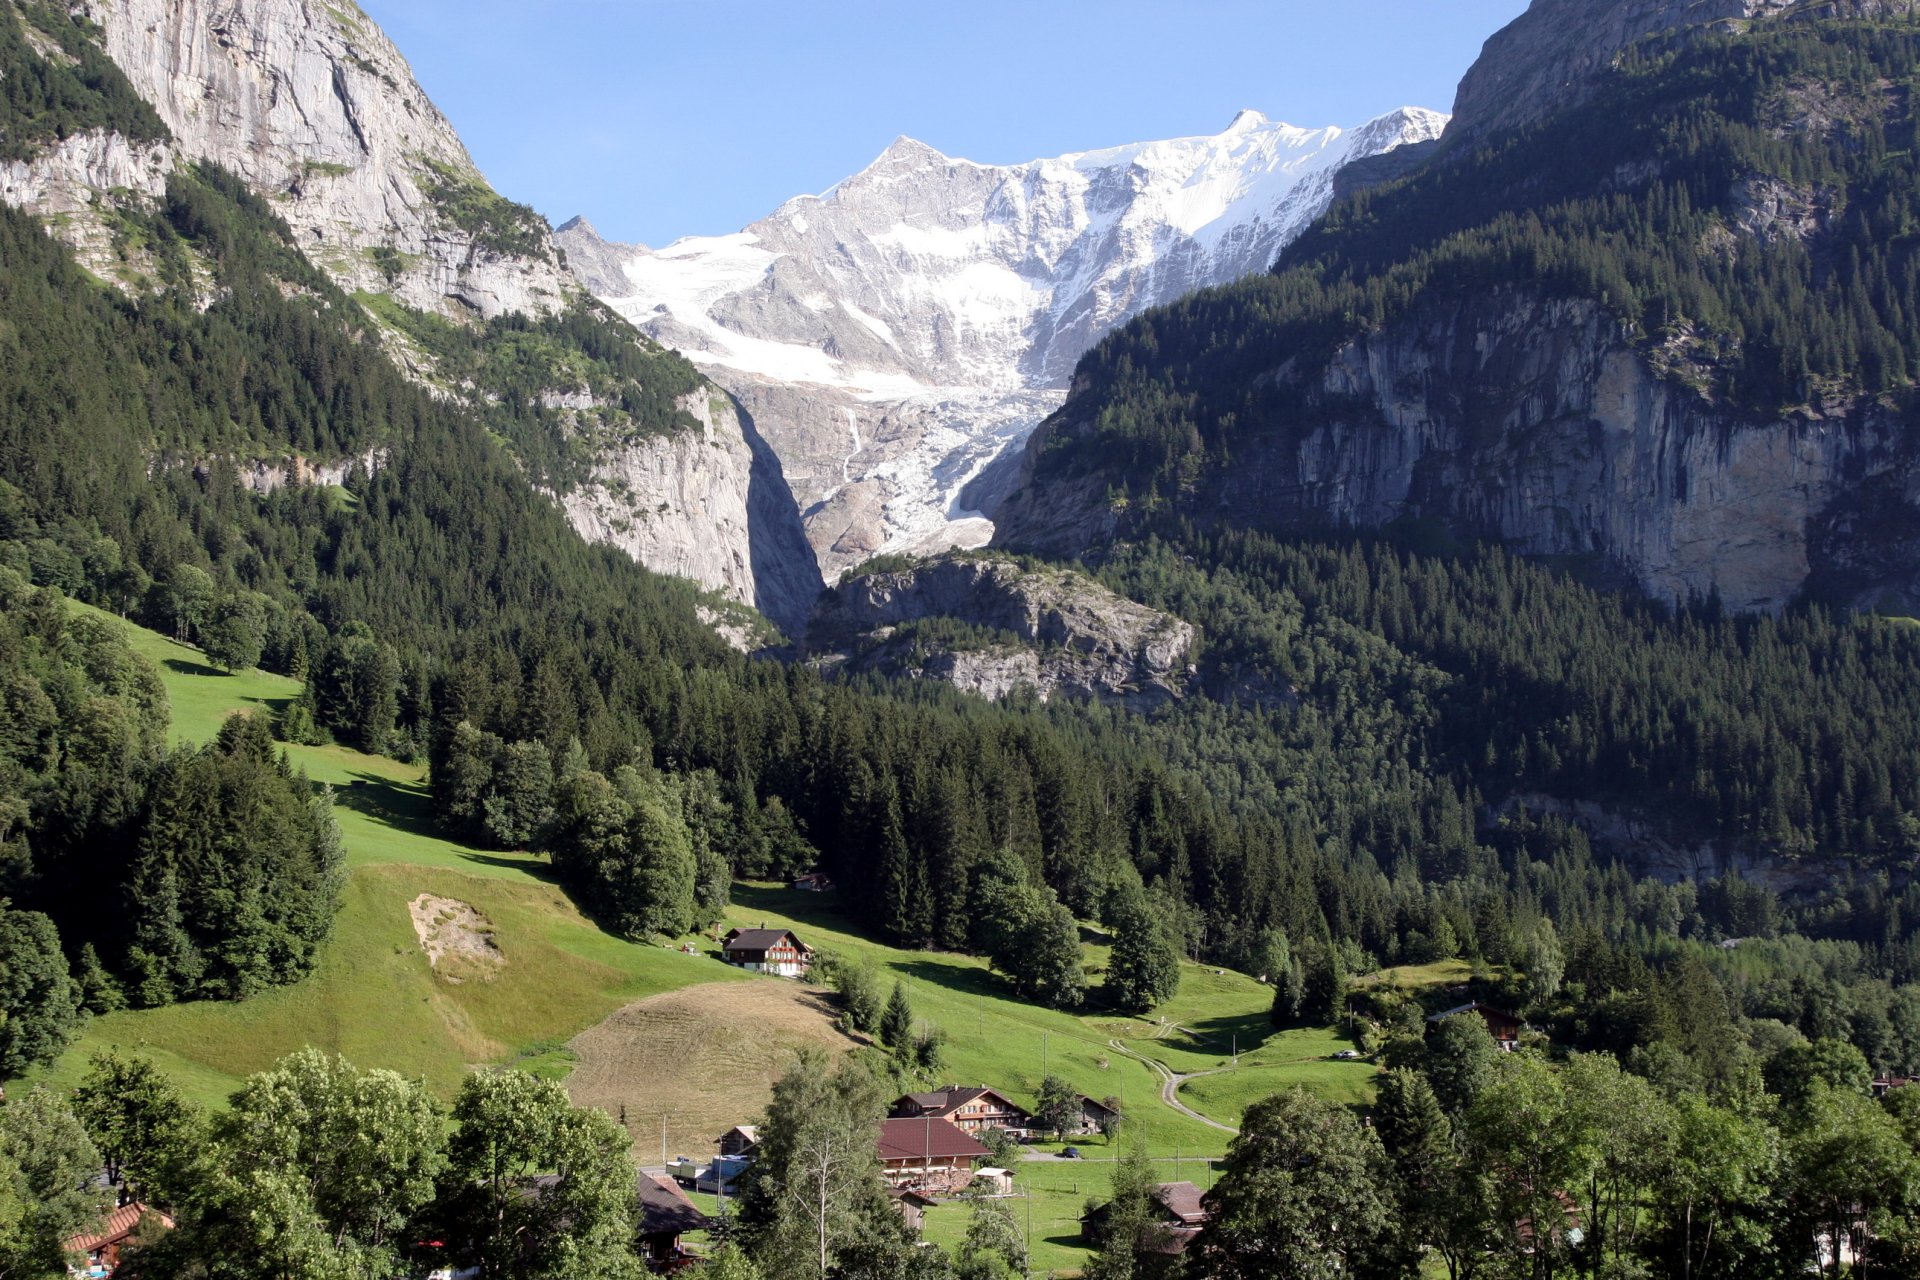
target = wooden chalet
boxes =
[636,1173,708,1271]
[1081,1181,1209,1255]
[877,1116,990,1194]
[720,927,813,977]
[715,1125,761,1158]
[1428,1002,1527,1050]
[64,1202,173,1277]
[891,1085,1033,1136]
[1060,1093,1122,1137]
[887,1187,939,1231]
[791,872,834,892]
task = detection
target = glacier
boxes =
[557,105,1446,577]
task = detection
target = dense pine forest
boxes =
[12,2,1920,1276]
[1032,18,1920,518]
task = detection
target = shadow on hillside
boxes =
[1169,1011,1279,1059]
[457,851,559,883]
[894,956,1011,1003]
[243,692,293,718]
[163,656,226,678]
[332,768,434,830]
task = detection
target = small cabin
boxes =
[1082,1181,1208,1255]
[1428,1002,1527,1050]
[65,1202,174,1278]
[636,1173,708,1269]
[720,927,813,978]
[715,1125,761,1158]
[888,1187,939,1231]
[791,872,835,892]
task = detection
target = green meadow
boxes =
[25,606,1388,1273]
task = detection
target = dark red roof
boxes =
[65,1202,173,1254]
[637,1174,708,1237]
[878,1116,991,1163]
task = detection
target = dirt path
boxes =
[1106,1033,1240,1136]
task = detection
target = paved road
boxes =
[1106,1032,1240,1136]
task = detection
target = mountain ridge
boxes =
[557,105,1446,578]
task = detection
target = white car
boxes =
[1333,1049,1361,1060]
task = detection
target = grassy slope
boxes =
[27,607,1400,1274]
[23,605,751,1107]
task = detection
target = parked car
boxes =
[1061,1146,1082,1160]
[1333,1049,1361,1060]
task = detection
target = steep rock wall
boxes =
[998,290,1920,613]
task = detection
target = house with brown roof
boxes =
[891,1085,1034,1137]
[1428,1002,1528,1050]
[1061,1093,1122,1137]
[1081,1181,1209,1255]
[715,1125,761,1158]
[64,1202,173,1277]
[877,1116,990,1194]
[636,1173,708,1270]
[720,928,813,977]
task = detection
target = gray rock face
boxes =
[1445,0,1912,146]
[26,1,824,628]
[997,288,1920,614]
[558,108,1446,580]
[807,556,1194,708]
[559,393,822,636]
[81,0,572,319]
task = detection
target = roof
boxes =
[65,1202,174,1254]
[722,928,809,953]
[897,1085,1026,1117]
[1428,1002,1524,1028]
[1154,1182,1208,1226]
[888,1187,940,1208]
[1079,1094,1120,1117]
[637,1174,709,1237]
[878,1116,991,1163]
[716,1124,760,1144]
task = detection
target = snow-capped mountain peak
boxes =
[556,104,1445,577]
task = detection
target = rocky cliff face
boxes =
[80,0,571,319]
[5,0,822,629]
[558,108,1445,579]
[1445,0,1910,145]
[806,555,1194,708]
[996,287,1920,615]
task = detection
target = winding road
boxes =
[1106,1025,1241,1136]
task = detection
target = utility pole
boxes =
[661,1114,669,1171]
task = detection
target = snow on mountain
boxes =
[557,106,1446,578]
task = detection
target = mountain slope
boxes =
[27,0,819,629]
[558,108,1445,577]
[995,3,1920,614]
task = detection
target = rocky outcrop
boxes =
[559,393,821,635]
[806,555,1194,707]
[997,288,1920,613]
[1446,0,1792,146]
[558,108,1445,579]
[19,1,826,629]
[81,0,572,319]
[1445,0,1912,148]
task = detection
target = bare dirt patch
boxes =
[565,979,855,1159]
[409,893,504,984]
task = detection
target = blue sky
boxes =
[358,0,1529,247]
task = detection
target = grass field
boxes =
[21,606,1389,1274]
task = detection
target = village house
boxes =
[877,1116,990,1194]
[791,872,834,892]
[715,1125,761,1158]
[1059,1093,1122,1137]
[1081,1181,1209,1255]
[65,1202,174,1278]
[890,1085,1034,1137]
[636,1173,708,1272]
[719,927,813,977]
[1428,1002,1527,1050]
